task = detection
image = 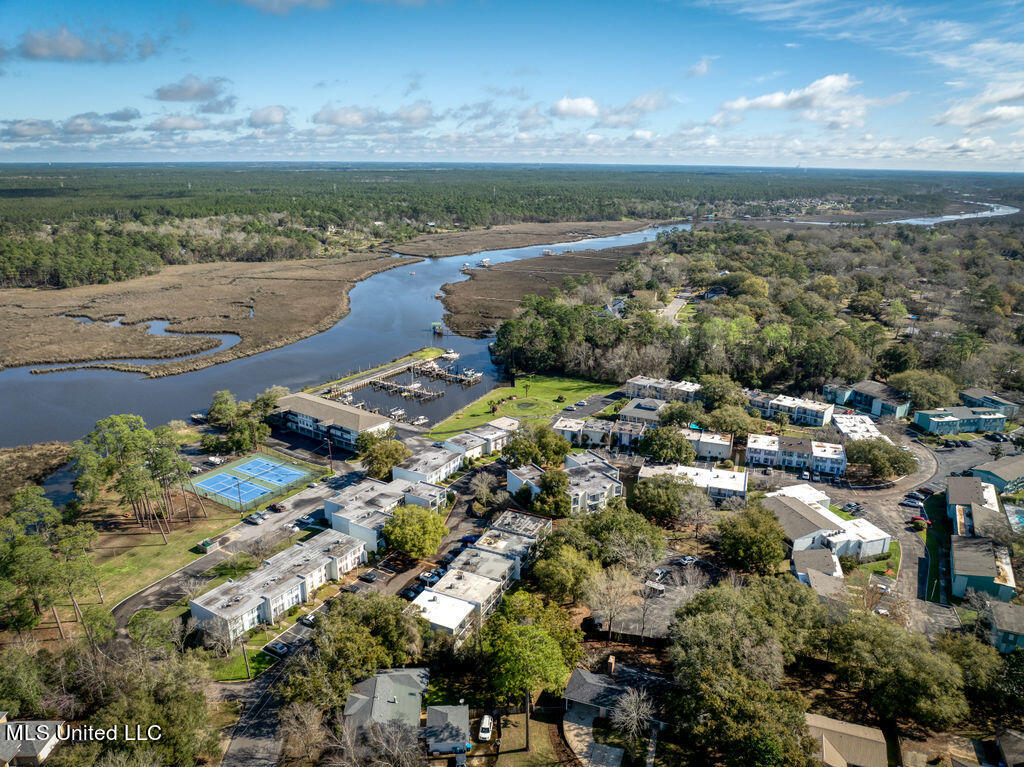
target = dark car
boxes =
[440,553,456,567]
[460,534,479,544]
[358,572,378,583]
[298,614,317,628]
[918,487,937,496]
[399,586,422,601]
[266,641,291,657]
[341,583,360,593]
[268,502,286,512]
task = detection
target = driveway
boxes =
[563,705,623,767]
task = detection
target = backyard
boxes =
[428,375,619,440]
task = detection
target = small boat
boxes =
[409,271,416,275]
[412,415,429,426]
[478,258,491,267]
[389,408,406,418]
[542,249,555,255]
[408,381,422,389]
[434,292,443,299]
[462,262,471,268]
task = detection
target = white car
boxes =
[678,555,699,566]
[478,714,493,742]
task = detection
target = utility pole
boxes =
[325,438,334,473]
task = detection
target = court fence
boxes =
[188,450,319,514]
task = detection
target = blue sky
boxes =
[1,0,1022,169]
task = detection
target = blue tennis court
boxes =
[233,457,308,486]
[194,473,272,504]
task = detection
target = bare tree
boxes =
[637,583,663,640]
[320,718,369,767]
[678,488,714,540]
[606,531,662,575]
[611,686,654,744]
[364,721,422,767]
[170,616,198,654]
[181,575,209,601]
[585,566,639,639]
[280,701,326,764]
[470,472,496,504]
[203,620,235,657]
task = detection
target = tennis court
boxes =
[194,473,272,505]
[234,457,308,486]
[190,451,316,511]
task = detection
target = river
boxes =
[0,225,678,447]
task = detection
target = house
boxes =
[946,477,1005,537]
[638,463,748,499]
[991,602,1024,653]
[679,428,734,461]
[623,375,702,402]
[0,713,63,766]
[190,530,365,640]
[823,380,911,419]
[997,729,1024,767]
[392,447,462,485]
[610,420,647,449]
[972,453,1024,493]
[745,390,835,427]
[581,418,614,447]
[832,413,892,444]
[428,569,503,618]
[509,454,621,518]
[442,432,487,460]
[805,713,887,767]
[618,398,667,427]
[744,434,847,476]
[552,417,584,443]
[424,706,471,757]
[448,548,516,590]
[960,387,1020,418]
[767,485,891,560]
[491,509,552,539]
[273,392,391,452]
[344,668,429,730]
[326,478,446,551]
[468,423,515,453]
[563,659,673,727]
[471,528,540,578]
[792,548,843,582]
[950,535,1017,601]
[411,590,477,647]
[913,406,1006,434]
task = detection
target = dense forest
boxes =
[494,218,1024,395]
[1,163,1019,288]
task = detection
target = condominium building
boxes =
[326,477,446,550]
[411,590,477,646]
[745,389,835,427]
[678,428,734,461]
[823,380,911,419]
[623,376,701,402]
[832,413,892,444]
[273,392,391,451]
[618,398,668,427]
[392,447,462,484]
[190,529,365,639]
[745,434,847,475]
[766,484,890,560]
[638,463,748,499]
[507,451,622,514]
[960,387,1020,418]
[913,406,1006,435]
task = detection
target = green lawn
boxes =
[830,504,856,521]
[674,303,697,321]
[427,375,619,439]
[208,648,277,682]
[854,541,902,578]
[494,711,563,767]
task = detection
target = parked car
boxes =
[243,513,264,525]
[762,468,772,475]
[478,714,494,742]
[985,432,1001,441]
[811,472,821,482]
[341,583,360,593]
[298,614,317,628]
[899,499,924,509]
[918,487,937,496]
[575,400,587,407]
[268,503,286,512]
[297,515,314,526]
[678,555,699,566]
[418,570,441,586]
[650,568,668,582]
[799,471,810,480]
[358,572,378,583]
[440,552,456,567]
[399,586,422,601]
[563,405,575,411]
[910,515,931,525]
[266,642,291,657]
[906,491,925,501]
[460,534,479,544]
[285,522,299,533]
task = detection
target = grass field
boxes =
[854,541,902,578]
[830,504,856,521]
[428,375,618,439]
[494,711,563,767]
[209,648,277,682]
[923,494,949,603]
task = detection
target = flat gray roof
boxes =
[397,446,459,475]
[491,510,551,539]
[449,548,514,582]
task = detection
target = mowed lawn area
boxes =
[428,375,618,440]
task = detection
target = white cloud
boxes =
[935,81,1024,128]
[146,114,210,132]
[550,95,601,119]
[716,73,906,130]
[249,105,289,127]
[17,25,162,63]
[1,119,57,140]
[232,0,332,13]
[155,74,229,102]
[688,55,714,78]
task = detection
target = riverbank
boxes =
[391,219,671,257]
[0,253,419,377]
[0,441,72,513]
[440,241,653,337]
